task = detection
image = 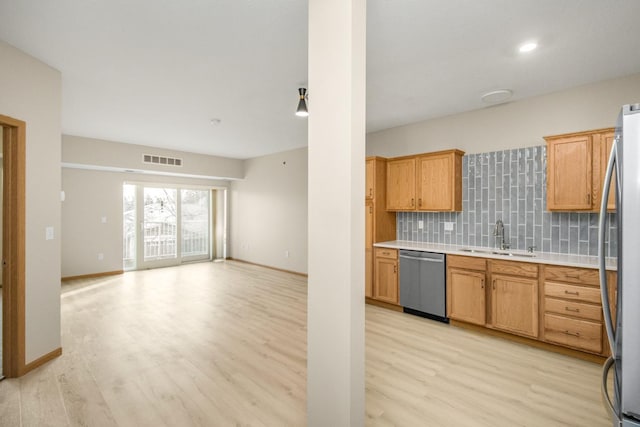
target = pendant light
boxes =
[295,88,308,117]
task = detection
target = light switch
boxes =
[444,222,454,231]
[418,220,424,229]
[101,216,107,224]
[45,226,54,240]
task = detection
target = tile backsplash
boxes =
[396,145,618,257]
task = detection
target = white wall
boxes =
[63,134,244,180]
[62,168,123,277]
[230,147,308,274]
[0,40,62,363]
[61,135,237,277]
[367,73,640,157]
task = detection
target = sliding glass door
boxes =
[181,189,210,262]
[123,184,211,270]
[141,187,178,268]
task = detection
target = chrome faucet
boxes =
[494,219,510,250]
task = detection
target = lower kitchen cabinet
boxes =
[374,248,398,304]
[365,201,374,298]
[489,260,539,338]
[365,248,373,298]
[441,251,615,358]
[491,274,539,338]
[447,257,544,341]
[447,255,487,325]
[544,314,602,354]
[542,265,610,355]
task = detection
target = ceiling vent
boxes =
[142,154,183,167]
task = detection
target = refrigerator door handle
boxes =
[601,356,619,421]
[598,139,618,356]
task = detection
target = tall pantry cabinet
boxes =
[365,157,396,297]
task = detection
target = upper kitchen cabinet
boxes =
[417,150,463,211]
[365,159,375,200]
[386,149,464,212]
[600,131,616,211]
[365,157,397,242]
[545,128,615,212]
[386,157,416,210]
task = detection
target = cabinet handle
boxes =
[566,273,580,278]
[564,330,581,337]
[586,193,591,205]
[369,206,373,214]
[411,198,415,207]
[481,279,484,289]
[394,265,397,273]
[564,290,580,296]
[565,306,580,313]
[418,198,422,207]
[369,188,373,197]
[492,279,496,290]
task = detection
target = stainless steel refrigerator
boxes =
[599,103,640,427]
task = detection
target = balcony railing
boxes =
[123,220,208,265]
[182,219,209,257]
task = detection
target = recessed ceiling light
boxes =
[519,42,538,53]
[210,118,221,125]
[481,89,513,105]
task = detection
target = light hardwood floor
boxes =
[0,261,610,426]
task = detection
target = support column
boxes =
[307,0,366,426]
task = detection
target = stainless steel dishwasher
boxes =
[399,250,447,322]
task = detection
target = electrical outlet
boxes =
[418,220,424,229]
[45,226,54,240]
[444,222,454,231]
[284,250,289,258]
[98,253,104,260]
[101,216,107,224]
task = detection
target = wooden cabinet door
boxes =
[447,268,486,325]
[374,257,398,304]
[365,202,373,248]
[491,274,539,338]
[386,158,416,210]
[417,153,452,211]
[365,159,374,200]
[365,248,373,298]
[365,202,374,297]
[546,136,593,210]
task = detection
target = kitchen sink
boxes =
[458,248,536,258]
[459,248,493,254]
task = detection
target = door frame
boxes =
[1,114,26,378]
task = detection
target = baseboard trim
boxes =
[226,258,308,277]
[450,319,606,364]
[62,270,124,282]
[22,347,62,375]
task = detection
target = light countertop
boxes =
[373,240,617,271]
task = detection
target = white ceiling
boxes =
[1,0,639,159]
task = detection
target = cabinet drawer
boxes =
[490,260,538,278]
[448,255,486,271]
[545,265,599,286]
[545,282,601,304]
[375,248,397,260]
[544,297,602,322]
[544,314,602,354]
